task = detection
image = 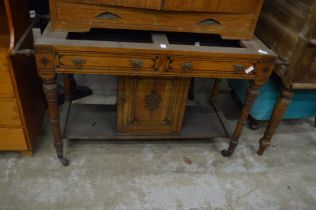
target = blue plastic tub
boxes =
[228,76,316,121]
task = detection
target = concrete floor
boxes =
[1,77,316,210]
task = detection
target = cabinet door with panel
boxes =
[118,77,191,133]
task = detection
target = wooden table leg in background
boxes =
[221,80,261,157]
[257,88,294,155]
[209,78,222,103]
[63,74,73,99]
[43,77,69,166]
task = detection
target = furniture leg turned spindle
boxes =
[257,88,294,155]
[43,78,69,166]
[222,80,261,156]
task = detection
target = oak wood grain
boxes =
[49,0,263,40]
[64,0,161,10]
[163,0,259,13]
[0,127,27,151]
[0,49,15,97]
[0,99,22,126]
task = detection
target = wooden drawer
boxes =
[52,2,255,40]
[0,50,15,98]
[56,53,159,72]
[64,0,162,10]
[163,0,258,13]
[0,127,27,151]
[65,0,259,13]
[166,57,257,78]
[0,99,22,126]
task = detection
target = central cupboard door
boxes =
[163,0,259,13]
[118,77,191,133]
[65,0,162,10]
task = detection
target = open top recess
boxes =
[39,23,274,57]
[67,28,243,48]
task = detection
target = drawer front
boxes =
[0,127,27,151]
[0,50,15,98]
[53,2,254,39]
[57,53,159,72]
[163,0,258,13]
[166,57,256,77]
[0,99,22,126]
[65,0,162,10]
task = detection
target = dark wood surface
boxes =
[0,0,45,154]
[49,0,264,40]
[255,0,316,155]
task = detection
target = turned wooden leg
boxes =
[257,88,294,156]
[43,78,69,166]
[209,79,222,103]
[222,81,260,157]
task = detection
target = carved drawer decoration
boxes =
[166,56,257,77]
[56,52,159,72]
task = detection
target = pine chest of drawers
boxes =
[49,0,264,40]
[0,0,45,154]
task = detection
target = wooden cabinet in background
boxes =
[49,0,264,40]
[255,0,316,155]
[0,0,45,154]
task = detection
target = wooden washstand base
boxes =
[35,25,276,165]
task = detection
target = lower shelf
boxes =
[64,104,229,140]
